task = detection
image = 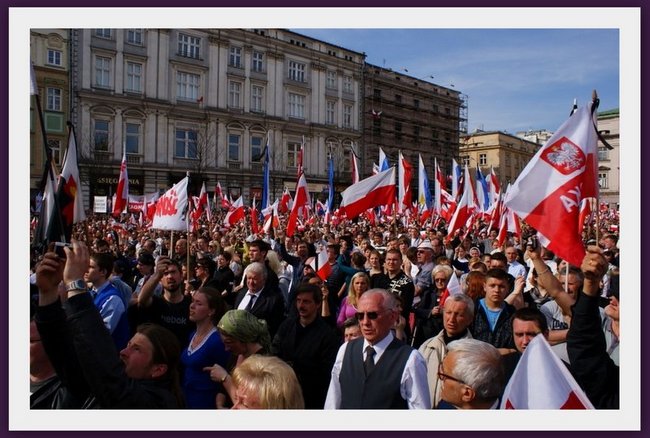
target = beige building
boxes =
[30,29,71,200]
[596,108,619,207]
[61,28,364,208]
[459,130,541,185]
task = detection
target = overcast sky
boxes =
[292,28,619,134]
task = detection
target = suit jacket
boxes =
[234,284,286,337]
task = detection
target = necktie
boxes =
[364,346,376,376]
[245,293,256,311]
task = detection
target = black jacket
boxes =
[234,285,286,337]
[36,294,181,408]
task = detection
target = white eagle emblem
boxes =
[541,137,585,175]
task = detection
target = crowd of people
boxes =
[29,207,620,410]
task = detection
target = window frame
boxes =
[46,49,62,66]
[126,29,143,45]
[175,128,198,159]
[94,55,112,88]
[228,80,242,108]
[288,93,306,119]
[125,61,143,93]
[288,60,306,83]
[326,70,337,89]
[125,122,141,155]
[93,119,110,151]
[251,85,264,112]
[343,75,353,93]
[46,87,62,111]
[252,51,264,72]
[176,70,200,101]
[95,29,112,39]
[178,33,201,59]
[228,133,242,162]
[343,104,353,128]
[326,100,336,125]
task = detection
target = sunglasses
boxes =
[437,363,466,385]
[355,310,387,320]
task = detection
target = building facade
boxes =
[63,28,364,209]
[361,64,466,187]
[30,29,71,200]
[459,130,541,185]
[596,108,619,207]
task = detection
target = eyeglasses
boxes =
[437,363,466,385]
[434,278,447,283]
[355,310,387,321]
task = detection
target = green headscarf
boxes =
[217,309,272,353]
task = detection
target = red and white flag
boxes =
[250,196,260,235]
[279,187,292,214]
[112,150,129,217]
[505,101,599,267]
[445,165,477,243]
[309,250,332,281]
[488,166,501,206]
[58,128,86,226]
[152,176,189,231]
[198,181,211,222]
[224,196,245,228]
[398,151,413,214]
[262,199,280,234]
[286,173,311,237]
[578,197,594,235]
[340,167,396,220]
[501,335,594,409]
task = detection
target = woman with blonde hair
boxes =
[231,355,305,409]
[336,272,369,327]
[412,264,454,348]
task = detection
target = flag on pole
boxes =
[250,196,260,235]
[578,197,593,235]
[199,181,211,221]
[340,167,396,220]
[488,166,501,206]
[475,167,490,213]
[398,151,413,214]
[310,250,332,281]
[378,147,390,172]
[30,61,39,96]
[286,173,311,237]
[152,176,189,231]
[297,136,305,178]
[262,199,280,234]
[504,100,599,267]
[57,125,86,229]
[451,158,462,201]
[112,147,129,216]
[418,154,432,212]
[501,335,594,409]
[224,196,245,228]
[445,165,477,243]
[326,151,335,218]
[350,143,360,184]
[261,137,271,209]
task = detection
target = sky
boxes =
[292,28,620,135]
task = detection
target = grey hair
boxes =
[443,293,475,318]
[361,288,398,312]
[245,261,268,281]
[447,339,504,401]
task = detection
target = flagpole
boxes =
[590,89,602,247]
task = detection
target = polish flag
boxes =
[488,166,501,206]
[398,151,413,214]
[198,181,211,221]
[438,270,463,308]
[501,335,594,409]
[418,154,432,221]
[224,196,245,228]
[340,167,396,220]
[262,199,280,234]
[309,250,332,282]
[505,101,599,267]
[57,126,86,230]
[112,151,129,216]
[279,187,292,214]
[445,165,477,242]
[152,176,189,231]
[286,173,311,237]
[250,196,260,235]
[433,158,445,216]
[578,197,593,235]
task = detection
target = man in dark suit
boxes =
[234,262,285,337]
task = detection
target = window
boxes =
[288,93,305,119]
[251,85,264,112]
[461,156,470,166]
[479,153,487,166]
[95,29,112,39]
[94,119,109,151]
[414,99,420,109]
[288,60,306,82]
[445,107,451,115]
[414,125,420,138]
[343,75,353,93]
[373,88,381,99]
[342,149,352,173]
[395,121,402,139]
[433,104,439,113]
[326,101,336,125]
[228,134,241,161]
[326,71,337,89]
[343,104,352,128]
[176,71,200,101]
[95,56,111,88]
[229,46,242,68]
[251,136,263,162]
[47,139,62,165]
[175,129,197,159]
[178,33,200,59]
[46,88,61,111]
[47,49,62,66]
[125,123,141,154]
[228,81,242,108]
[598,146,610,161]
[252,51,264,72]
[395,94,402,104]
[126,29,143,45]
[125,61,142,92]
[598,172,609,189]
[287,142,301,168]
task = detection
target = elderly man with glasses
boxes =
[324,289,430,409]
[437,338,505,409]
